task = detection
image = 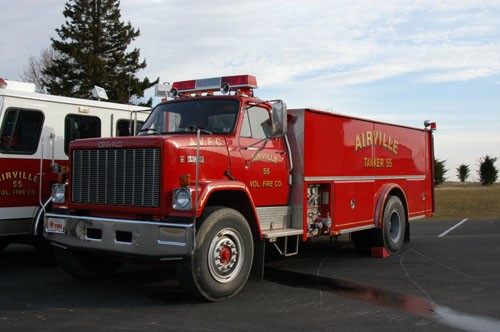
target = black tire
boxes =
[0,239,9,252]
[53,246,122,280]
[352,230,372,255]
[177,207,254,301]
[373,196,406,254]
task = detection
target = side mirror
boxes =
[271,100,287,137]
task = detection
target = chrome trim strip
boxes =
[339,224,375,234]
[304,175,426,182]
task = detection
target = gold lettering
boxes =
[355,135,362,152]
[262,181,273,188]
[250,180,260,188]
[366,131,373,147]
[373,131,379,145]
[254,152,279,163]
[189,137,225,146]
[392,140,398,154]
[354,131,399,155]
[0,172,39,183]
[364,157,386,168]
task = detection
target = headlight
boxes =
[173,188,192,210]
[52,183,66,203]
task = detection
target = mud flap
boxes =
[250,238,265,281]
[404,222,410,243]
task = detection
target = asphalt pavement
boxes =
[1,218,500,332]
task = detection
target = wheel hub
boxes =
[389,211,401,242]
[215,240,237,272]
[208,229,243,283]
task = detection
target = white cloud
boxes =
[117,0,500,90]
[419,68,497,83]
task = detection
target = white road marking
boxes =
[438,218,468,237]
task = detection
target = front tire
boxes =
[177,207,254,301]
[374,196,406,254]
[54,246,122,280]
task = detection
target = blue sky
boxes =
[1,0,500,181]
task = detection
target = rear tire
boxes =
[373,196,406,254]
[54,246,122,280]
[177,207,253,301]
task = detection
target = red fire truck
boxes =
[0,77,149,260]
[45,75,435,300]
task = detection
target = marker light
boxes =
[170,75,257,97]
[424,120,437,131]
[179,174,191,187]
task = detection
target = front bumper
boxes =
[44,213,194,260]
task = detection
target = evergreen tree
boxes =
[43,0,158,103]
[434,159,447,185]
[456,164,470,183]
[478,155,498,185]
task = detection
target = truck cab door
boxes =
[232,105,290,207]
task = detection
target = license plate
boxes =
[46,217,65,233]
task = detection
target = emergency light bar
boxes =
[170,75,257,98]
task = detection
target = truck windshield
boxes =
[139,99,240,135]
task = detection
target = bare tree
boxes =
[21,48,55,93]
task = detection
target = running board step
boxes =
[262,229,303,257]
[262,228,303,239]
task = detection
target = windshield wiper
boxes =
[185,125,213,135]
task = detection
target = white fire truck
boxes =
[0,77,149,260]
[45,75,435,301]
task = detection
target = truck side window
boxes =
[116,119,144,136]
[65,114,101,155]
[240,106,271,139]
[0,108,44,155]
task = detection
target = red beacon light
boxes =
[0,77,8,89]
[169,75,257,98]
[424,120,437,131]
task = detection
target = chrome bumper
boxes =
[44,213,194,260]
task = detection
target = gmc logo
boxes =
[97,141,123,148]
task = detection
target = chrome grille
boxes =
[72,148,161,208]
